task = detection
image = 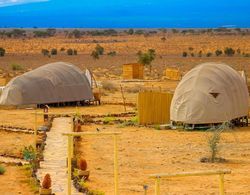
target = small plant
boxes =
[103,116,116,124]
[215,49,223,56]
[182,51,188,57]
[67,48,74,55]
[79,158,87,171]
[198,50,202,57]
[206,52,212,57]
[224,47,235,56]
[87,189,105,195]
[95,44,104,55]
[101,81,117,91]
[107,51,116,56]
[22,145,36,161]
[0,47,5,57]
[42,174,52,189]
[91,50,99,59]
[50,48,57,55]
[0,165,6,175]
[41,49,49,56]
[154,124,161,130]
[11,63,23,71]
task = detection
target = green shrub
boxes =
[50,48,57,55]
[11,63,23,71]
[0,47,5,57]
[103,117,116,124]
[137,49,156,73]
[22,145,36,161]
[0,165,6,175]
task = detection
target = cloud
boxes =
[0,0,49,7]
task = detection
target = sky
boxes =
[0,0,249,28]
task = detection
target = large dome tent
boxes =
[0,62,93,106]
[170,63,249,125]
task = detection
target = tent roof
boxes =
[170,63,249,124]
[0,62,93,105]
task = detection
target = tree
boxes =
[91,50,99,59]
[0,47,5,57]
[224,47,235,56]
[46,28,56,37]
[137,49,156,73]
[95,44,104,55]
[128,29,134,35]
[236,48,241,54]
[71,29,82,38]
[182,51,188,57]
[67,48,73,55]
[215,49,223,56]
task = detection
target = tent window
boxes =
[210,92,219,98]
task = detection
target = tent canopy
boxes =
[170,63,249,124]
[0,62,93,105]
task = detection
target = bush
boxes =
[161,37,166,41]
[60,47,65,51]
[41,49,49,56]
[0,47,5,57]
[50,48,57,55]
[95,44,104,55]
[182,52,188,57]
[22,145,36,161]
[127,28,134,35]
[206,52,212,57]
[107,51,116,56]
[67,48,73,55]
[11,63,23,71]
[224,47,235,56]
[42,174,51,189]
[0,165,6,175]
[190,53,195,57]
[73,49,77,55]
[102,81,117,91]
[215,49,223,56]
[198,51,202,57]
[91,50,99,59]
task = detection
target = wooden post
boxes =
[67,136,72,195]
[155,176,160,195]
[120,85,126,112]
[219,174,225,195]
[70,116,74,157]
[34,109,37,148]
[114,134,119,195]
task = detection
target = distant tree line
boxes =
[182,47,250,57]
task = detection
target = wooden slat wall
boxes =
[138,91,173,125]
[123,63,144,79]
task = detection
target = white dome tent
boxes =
[0,62,93,106]
[170,63,249,126]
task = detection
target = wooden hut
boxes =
[137,91,173,125]
[165,68,182,81]
[123,63,144,80]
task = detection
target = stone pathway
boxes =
[37,117,82,195]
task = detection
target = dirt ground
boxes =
[76,124,250,195]
[0,164,38,195]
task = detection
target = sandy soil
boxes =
[0,164,38,195]
[0,131,34,158]
[76,124,250,195]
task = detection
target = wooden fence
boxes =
[165,68,182,81]
[138,91,173,125]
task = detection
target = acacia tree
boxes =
[137,49,156,73]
